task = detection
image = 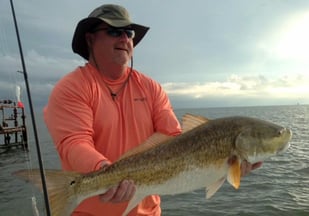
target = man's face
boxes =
[87,23,134,66]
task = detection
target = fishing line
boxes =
[15,82,40,216]
[9,1,51,215]
[20,119,40,216]
[0,14,10,56]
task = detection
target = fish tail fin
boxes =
[14,169,80,216]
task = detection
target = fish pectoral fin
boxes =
[122,191,145,216]
[227,157,241,189]
[205,177,226,199]
[182,113,210,133]
[118,132,173,161]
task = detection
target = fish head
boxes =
[234,118,292,163]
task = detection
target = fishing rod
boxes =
[9,0,51,215]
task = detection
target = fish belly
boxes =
[142,165,228,196]
[123,165,228,215]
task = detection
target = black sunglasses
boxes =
[92,27,135,39]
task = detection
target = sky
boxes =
[1,0,309,110]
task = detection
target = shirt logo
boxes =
[134,97,147,102]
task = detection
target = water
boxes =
[0,105,308,215]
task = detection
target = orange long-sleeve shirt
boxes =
[44,63,181,215]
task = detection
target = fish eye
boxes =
[278,128,285,136]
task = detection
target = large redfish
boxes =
[14,114,292,216]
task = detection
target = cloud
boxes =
[0,50,84,109]
[1,0,309,110]
[162,73,309,108]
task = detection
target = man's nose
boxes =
[119,32,130,41]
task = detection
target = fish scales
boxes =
[76,117,245,195]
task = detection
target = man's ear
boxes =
[85,33,93,47]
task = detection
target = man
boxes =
[44,4,262,216]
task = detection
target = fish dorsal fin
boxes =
[118,132,173,161]
[182,113,209,133]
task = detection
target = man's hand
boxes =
[99,180,136,203]
[99,161,136,203]
[240,161,263,177]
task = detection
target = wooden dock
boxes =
[0,99,28,153]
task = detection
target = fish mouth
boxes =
[277,142,290,154]
[277,128,292,154]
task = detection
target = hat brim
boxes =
[72,17,149,60]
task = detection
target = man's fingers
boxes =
[111,180,129,202]
[240,160,251,177]
[251,161,263,170]
[123,180,136,200]
[240,161,263,177]
[100,180,136,203]
[99,186,117,202]
[111,180,136,203]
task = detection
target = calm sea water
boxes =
[0,105,308,216]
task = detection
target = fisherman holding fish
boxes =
[43,4,262,216]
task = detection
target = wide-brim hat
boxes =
[72,4,149,60]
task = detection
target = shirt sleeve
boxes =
[44,72,108,174]
[149,79,182,136]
